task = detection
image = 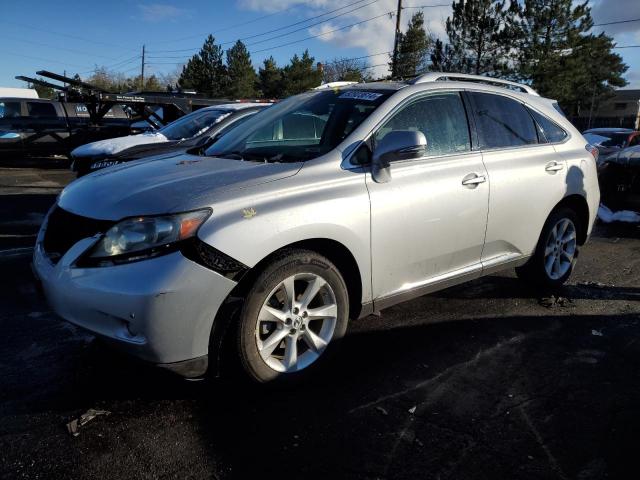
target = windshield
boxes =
[599,133,629,148]
[205,89,392,162]
[159,108,232,140]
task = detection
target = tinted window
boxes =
[26,102,57,118]
[0,101,21,118]
[469,92,537,149]
[160,109,231,140]
[374,92,470,157]
[528,108,567,143]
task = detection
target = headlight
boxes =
[79,209,211,267]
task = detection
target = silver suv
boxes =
[33,73,600,382]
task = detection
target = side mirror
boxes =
[371,130,427,183]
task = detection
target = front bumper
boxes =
[33,237,237,371]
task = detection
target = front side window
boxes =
[374,92,471,157]
[160,108,233,140]
[0,101,21,118]
[26,102,57,118]
[469,92,537,149]
[528,108,567,143]
[206,89,391,162]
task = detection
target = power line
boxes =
[148,0,378,54]
[243,0,382,48]
[593,17,640,27]
[0,34,119,61]
[0,19,133,51]
[250,10,395,54]
[149,3,304,46]
[402,4,450,8]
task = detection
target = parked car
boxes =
[597,144,640,213]
[583,128,640,158]
[0,97,130,157]
[70,103,271,176]
[33,73,600,383]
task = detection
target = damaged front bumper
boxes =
[32,238,237,377]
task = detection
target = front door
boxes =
[366,91,489,304]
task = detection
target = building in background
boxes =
[572,89,640,131]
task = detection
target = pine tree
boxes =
[281,50,323,95]
[445,0,510,75]
[508,0,627,117]
[226,40,257,98]
[429,39,457,72]
[392,11,432,78]
[258,57,284,98]
[178,35,227,97]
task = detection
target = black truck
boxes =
[2,70,235,159]
[0,97,130,157]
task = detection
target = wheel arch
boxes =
[207,238,365,377]
[554,194,590,245]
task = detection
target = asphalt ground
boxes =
[1,158,640,479]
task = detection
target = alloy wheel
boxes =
[544,218,577,280]
[255,273,338,373]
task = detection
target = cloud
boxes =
[240,0,451,78]
[138,3,191,23]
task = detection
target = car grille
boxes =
[42,206,113,263]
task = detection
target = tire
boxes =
[516,207,580,289]
[236,249,349,383]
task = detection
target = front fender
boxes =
[196,159,373,303]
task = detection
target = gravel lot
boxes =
[1,159,639,479]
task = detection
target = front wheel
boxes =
[516,207,580,289]
[237,249,349,383]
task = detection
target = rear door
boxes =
[23,101,68,155]
[366,91,489,303]
[466,91,568,267]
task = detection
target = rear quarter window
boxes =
[527,108,567,143]
[26,102,58,118]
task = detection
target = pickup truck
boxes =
[0,97,130,157]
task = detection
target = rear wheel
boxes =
[237,249,349,383]
[516,207,580,289]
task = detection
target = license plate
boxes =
[91,160,121,170]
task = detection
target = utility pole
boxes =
[391,0,403,78]
[140,44,145,91]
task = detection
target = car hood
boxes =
[71,132,169,159]
[58,154,303,220]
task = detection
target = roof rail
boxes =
[409,72,539,96]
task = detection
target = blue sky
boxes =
[1,0,639,89]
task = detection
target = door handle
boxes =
[462,173,486,187]
[545,161,564,172]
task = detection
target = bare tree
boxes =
[322,57,371,83]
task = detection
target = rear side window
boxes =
[0,101,21,118]
[27,102,57,118]
[528,108,567,143]
[469,92,537,149]
[374,92,470,157]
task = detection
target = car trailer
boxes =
[1,70,238,157]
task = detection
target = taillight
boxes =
[585,144,599,162]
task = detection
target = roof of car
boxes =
[583,128,636,134]
[200,103,271,112]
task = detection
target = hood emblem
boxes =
[242,207,257,219]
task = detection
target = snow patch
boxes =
[598,204,640,223]
[71,132,168,158]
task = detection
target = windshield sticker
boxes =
[338,91,383,101]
